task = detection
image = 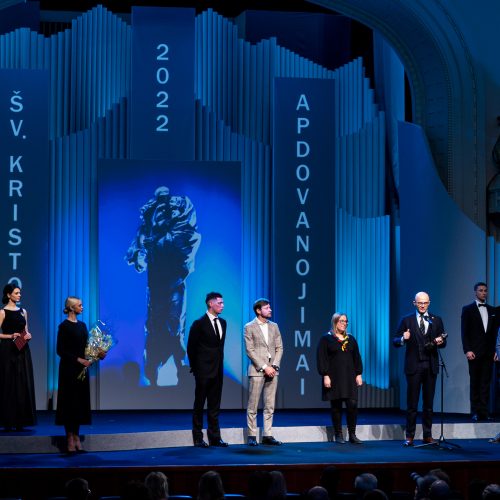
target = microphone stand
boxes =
[415,339,461,450]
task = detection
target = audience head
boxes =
[429,480,451,500]
[247,470,273,500]
[355,473,378,498]
[363,489,389,500]
[414,474,439,500]
[120,480,150,500]
[268,470,287,500]
[198,470,225,500]
[429,469,451,487]
[469,479,489,500]
[145,471,169,500]
[483,484,500,500]
[65,478,90,500]
[320,465,340,499]
[306,486,330,500]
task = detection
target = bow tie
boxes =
[478,303,486,307]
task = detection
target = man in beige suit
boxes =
[244,298,284,446]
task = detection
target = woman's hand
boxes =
[11,332,21,339]
[23,331,32,340]
[78,357,92,367]
[97,349,107,360]
[323,375,331,388]
[356,374,363,387]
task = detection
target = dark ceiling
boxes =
[38,0,336,16]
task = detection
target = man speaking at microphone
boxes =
[393,291,447,446]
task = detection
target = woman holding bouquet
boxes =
[0,283,36,431]
[56,296,93,453]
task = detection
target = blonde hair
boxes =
[331,312,348,332]
[63,296,81,315]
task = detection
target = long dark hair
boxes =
[2,282,20,305]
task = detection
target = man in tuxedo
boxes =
[187,292,228,448]
[244,298,284,446]
[393,291,446,446]
[461,282,497,421]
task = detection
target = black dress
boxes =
[55,319,91,427]
[317,332,363,401]
[0,308,37,428]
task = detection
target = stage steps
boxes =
[1,422,498,454]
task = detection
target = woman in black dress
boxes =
[56,296,93,453]
[0,283,36,431]
[317,312,363,444]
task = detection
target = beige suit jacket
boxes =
[244,318,283,376]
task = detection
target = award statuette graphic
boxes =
[126,186,201,386]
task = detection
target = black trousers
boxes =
[330,398,358,435]
[405,363,437,439]
[468,355,494,416]
[192,374,223,443]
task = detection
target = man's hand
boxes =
[403,329,411,340]
[263,366,276,377]
[356,374,363,387]
[434,336,444,345]
[323,375,331,388]
[466,351,475,360]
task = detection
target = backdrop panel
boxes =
[98,159,241,409]
[398,121,485,414]
[0,69,49,409]
[130,7,195,161]
[273,78,335,408]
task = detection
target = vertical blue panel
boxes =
[273,77,335,407]
[130,7,195,160]
[0,69,49,408]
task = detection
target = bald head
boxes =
[413,292,430,314]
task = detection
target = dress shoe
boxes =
[335,433,346,444]
[247,436,258,446]
[422,437,435,444]
[403,437,414,447]
[349,434,363,444]
[194,439,209,448]
[488,432,500,443]
[209,439,229,447]
[262,436,282,446]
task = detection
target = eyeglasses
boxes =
[338,320,348,324]
[415,302,430,306]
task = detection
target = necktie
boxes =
[419,314,426,335]
[213,318,221,338]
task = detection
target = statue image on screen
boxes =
[126,186,201,387]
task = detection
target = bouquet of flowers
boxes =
[77,320,115,381]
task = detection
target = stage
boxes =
[0,410,498,499]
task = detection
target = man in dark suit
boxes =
[187,292,228,448]
[461,282,497,421]
[393,291,446,446]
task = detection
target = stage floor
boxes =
[0,408,499,457]
[0,410,498,499]
[1,437,499,468]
